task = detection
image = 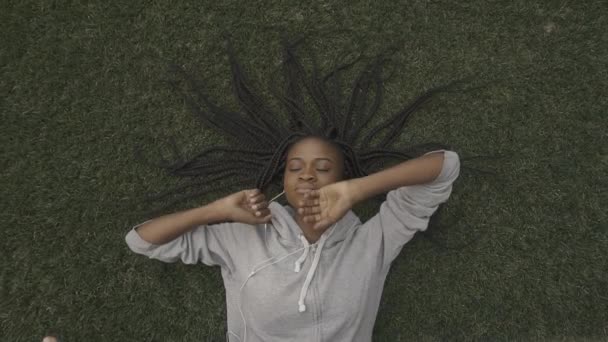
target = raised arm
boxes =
[298,150,455,231]
[133,188,272,245]
[125,189,273,268]
[349,151,445,204]
[134,200,229,245]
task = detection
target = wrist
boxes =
[346,178,369,205]
[197,199,231,224]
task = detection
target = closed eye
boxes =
[288,169,330,172]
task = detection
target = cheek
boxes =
[283,174,294,193]
[318,172,341,185]
[282,173,292,187]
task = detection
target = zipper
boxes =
[311,244,320,341]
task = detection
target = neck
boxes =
[295,214,323,244]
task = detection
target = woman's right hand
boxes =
[217,188,272,225]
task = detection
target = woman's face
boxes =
[283,137,344,209]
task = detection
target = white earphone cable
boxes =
[228,190,286,342]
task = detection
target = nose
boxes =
[299,168,316,181]
[299,174,315,181]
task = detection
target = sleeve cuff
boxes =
[423,149,460,184]
[125,220,157,253]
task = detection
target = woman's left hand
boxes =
[296,180,358,231]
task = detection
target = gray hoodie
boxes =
[125,149,460,342]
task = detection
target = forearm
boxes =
[135,200,228,245]
[350,151,445,204]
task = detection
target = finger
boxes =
[246,189,261,198]
[256,213,272,224]
[297,206,321,215]
[313,219,332,231]
[303,214,322,223]
[252,201,269,211]
[298,198,320,207]
[254,208,271,218]
[303,215,316,223]
[248,193,265,204]
[303,190,320,199]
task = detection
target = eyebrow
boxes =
[288,157,334,163]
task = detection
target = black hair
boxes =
[133,33,497,240]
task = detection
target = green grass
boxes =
[2,0,607,341]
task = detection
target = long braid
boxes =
[134,33,498,237]
[255,133,306,189]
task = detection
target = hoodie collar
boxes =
[268,201,361,248]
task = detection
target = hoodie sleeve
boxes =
[365,149,461,272]
[124,219,240,273]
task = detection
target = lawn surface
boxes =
[2,0,606,341]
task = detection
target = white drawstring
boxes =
[296,233,329,313]
[294,235,310,272]
[227,189,338,342]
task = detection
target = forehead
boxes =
[287,138,340,159]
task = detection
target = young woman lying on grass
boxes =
[126,35,462,342]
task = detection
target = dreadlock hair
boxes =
[133,33,496,239]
